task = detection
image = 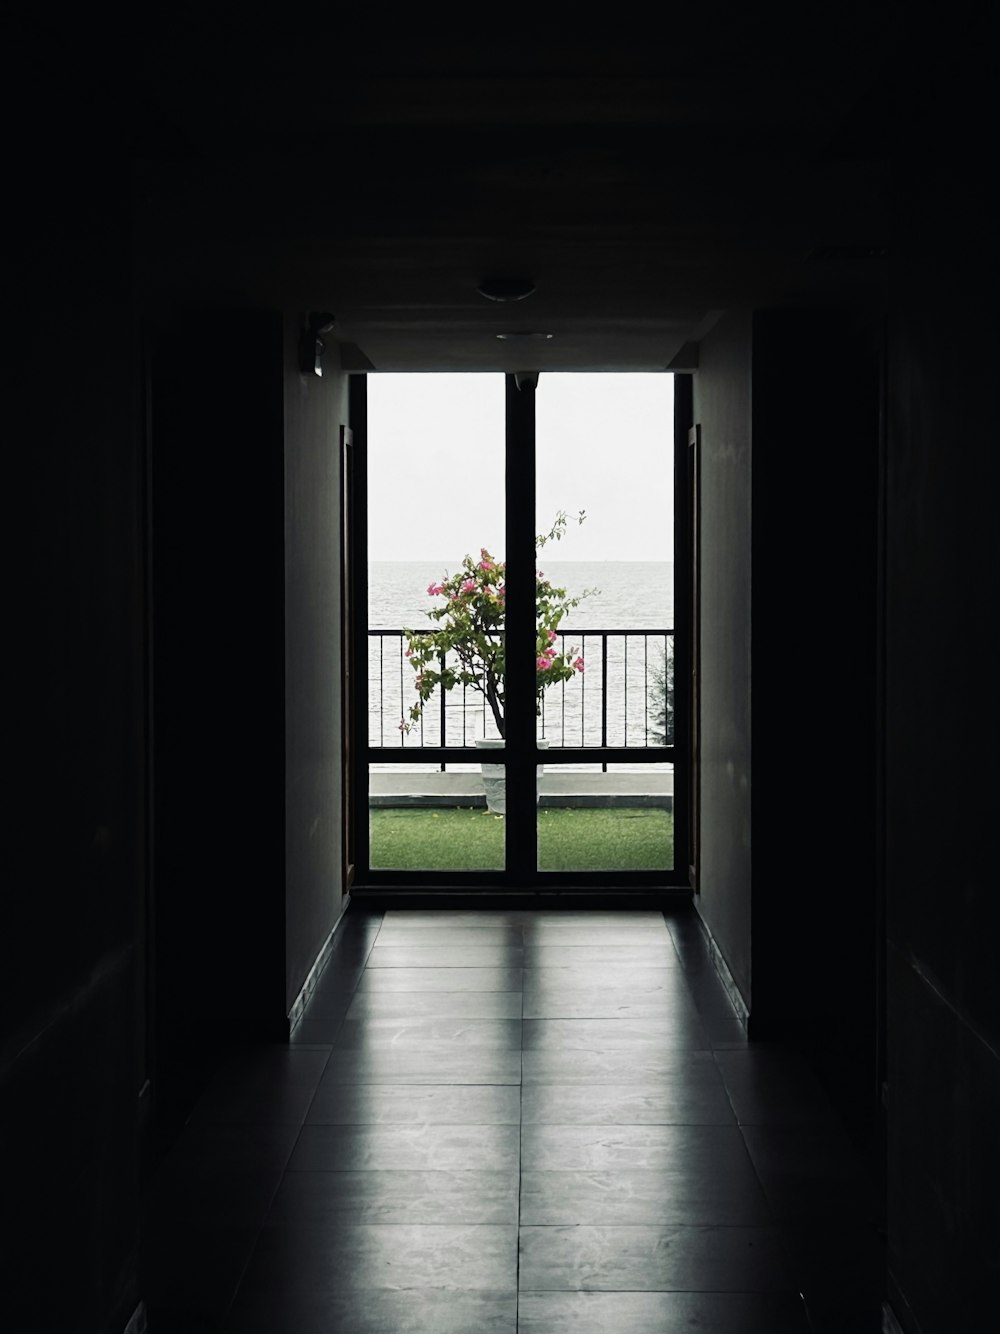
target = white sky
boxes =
[366,373,674,561]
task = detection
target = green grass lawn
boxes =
[369,806,673,871]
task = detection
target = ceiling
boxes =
[131,15,891,371]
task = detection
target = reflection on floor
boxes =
[141,907,885,1332]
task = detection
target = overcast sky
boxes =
[366,373,674,562]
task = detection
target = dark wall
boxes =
[3,107,147,1334]
[749,307,882,1149]
[692,311,753,1001]
[149,308,288,1133]
[884,22,999,1329]
[283,318,350,1008]
[693,305,883,1154]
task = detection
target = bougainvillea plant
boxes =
[400,511,591,739]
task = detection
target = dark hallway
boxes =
[141,906,884,1332]
[5,12,997,1334]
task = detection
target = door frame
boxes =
[347,371,692,899]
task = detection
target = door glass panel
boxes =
[534,374,674,749]
[367,374,506,871]
[537,763,674,872]
[369,761,505,870]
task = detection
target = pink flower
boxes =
[547,629,557,642]
[536,656,553,670]
[427,582,445,596]
[478,558,494,571]
[574,656,585,672]
[398,719,407,731]
[498,585,506,599]
[462,579,476,592]
[405,647,413,657]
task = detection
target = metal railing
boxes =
[368,628,674,753]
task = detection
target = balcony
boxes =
[367,629,675,871]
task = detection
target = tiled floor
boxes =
[141,906,885,1332]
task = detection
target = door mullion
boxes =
[505,373,538,880]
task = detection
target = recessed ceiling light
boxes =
[495,332,553,341]
[477,276,536,302]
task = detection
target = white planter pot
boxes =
[474,738,549,815]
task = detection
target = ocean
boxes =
[368,562,675,754]
[368,561,674,630]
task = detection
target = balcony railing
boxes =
[368,628,674,752]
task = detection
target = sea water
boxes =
[368,562,674,758]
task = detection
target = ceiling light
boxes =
[477,277,536,302]
[495,332,553,341]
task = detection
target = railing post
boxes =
[601,632,608,772]
[439,649,446,770]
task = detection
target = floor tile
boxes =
[318,1048,522,1084]
[332,1017,522,1050]
[520,1167,771,1224]
[522,1018,706,1050]
[141,1221,260,1319]
[518,1223,793,1292]
[714,1050,844,1127]
[346,990,523,1020]
[240,1223,518,1292]
[306,1083,521,1125]
[523,1049,705,1084]
[267,1168,517,1224]
[368,945,526,967]
[224,1287,517,1333]
[517,1290,812,1333]
[520,1123,763,1175]
[523,982,701,1021]
[521,1080,736,1126]
[741,1122,883,1221]
[524,944,680,967]
[356,967,523,992]
[373,927,525,948]
[288,1122,520,1172]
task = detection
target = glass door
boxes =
[356,371,680,889]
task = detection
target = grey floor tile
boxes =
[714,1050,843,1127]
[240,1223,518,1292]
[741,1123,883,1221]
[224,1287,517,1333]
[346,990,523,1020]
[373,927,525,948]
[368,945,526,967]
[266,1168,517,1224]
[522,1018,707,1050]
[518,1223,793,1292]
[520,1167,771,1225]
[524,944,680,967]
[318,1048,522,1084]
[524,966,685,988]
[523,986,701,1022]
[288,1122,520,1172]
[521,1123,763,1175]
[333,1017,522,1050]
[307,1082,522,1125]
[289,1012,350,1045]
[523,1049,706,1085]
[356,967,524,992]
[517,1290,812,1333]
[521,1080,736,1126]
